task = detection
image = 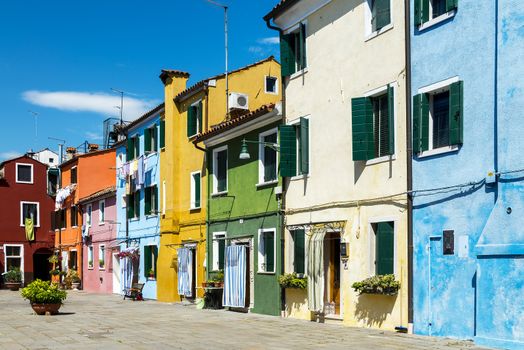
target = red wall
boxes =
[0,156,55,284]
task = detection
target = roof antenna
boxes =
[28,110,39,150]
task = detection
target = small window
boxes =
[291,229,305,274]
[370,0,391,33]
[190,172,201,209]
[431,0,447,18]
[265,76,278,94]
[280,23,307,77]
[258,229,276,273]
[415,0,457,27]
[16,163,33,184]
[49,158,54,164]
[143,245,158,278]
[47,168,59,196]
[60,209,66,229]
[5,245,23,273]
[212,146,228,194]
[99,245,105,269]
[371,92,391,158]
[70,167,77,184]
[145,185,157,215]
[259,129,278,184]
[187,101,203,138]
[126,136,140,160]
[86,204,92,226]
[127,190,140,219]
[70,206,78,227]
[20,202,39,227]
[279,117,309,177]
[88,246,94,269]
[212,232,226,271]
[373,221,394,275]
[99,200,105,224]
[69,250,78,270]
[144,126,158,153]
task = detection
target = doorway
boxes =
[325,232,341,316]
[112,252,121,294]
[33,249,52,281]
[231,239,254,310]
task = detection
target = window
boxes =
[86,204,92,227]
[59,209,66,229]
[212,232,226,271]
[258,229,276,273]
[4,245,23,275]
[212,146,228,194]
[280,117,309,177]
[88,246,94,269]
[16,163,33,184]
[20,202,39,227]
[259,129,278,184]
[190,172,201,209]
[145,185,158,215]
[127,188,140,219]
[369,0,391,33]
[265,76,278,94]
[98,200,105,224]
[144,245,158,278]
[187,101,203,138]
[126,135,140,160]
[49,158,54,164]
[413,80,463,154]
[372,222,394,275]
[415,0,457,27]
[144,125,158,153]
[160,119,166,149]
[70,167,77,184]
[70,205,78,227]
[99,245,105,269]
[69,250,78,270]
[47,168,59,196]
[291,229,305,275]
[280,23,306,77]
[351,85,395,161]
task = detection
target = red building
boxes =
[0,155,55,285]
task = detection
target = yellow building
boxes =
[157,57,282,302]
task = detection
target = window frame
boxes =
[187,100,203,138]
[368,218,397,277]
[282,21,308,79]
[3,244,24,281]
[86,204,92,227]
[212,232,226,271]
[212,145,228,195]
[98,200,105,225]
[364,0,394,41]
[257,228,277,274]
[70,205,78,228]
[417,0,457,31]
[287,116,311,180]
[70,166,77,184]
[98,244,105,270]
[190,171,202,210]
[145,185,158,216]
[264,76,278,95]
[88,245,94,269]
[20,201,40,227]
[258,128,279,186]
[15,163,34,184]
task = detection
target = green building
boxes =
[193,103,283,316]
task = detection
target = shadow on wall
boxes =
[354,294,397,327]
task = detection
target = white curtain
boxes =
[307,230,326,312]
[121,256,133,293]
[177,248,193,297]
[223,245,246,308]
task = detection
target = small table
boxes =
[203,287,224,309]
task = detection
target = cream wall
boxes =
[276,0,409,330]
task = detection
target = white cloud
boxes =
[257,37,279,45]
[248,46,263,53]
[85,131,103,141]
[22,90,160,121]
[0,151,22,161]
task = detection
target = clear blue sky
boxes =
[0,0,280,161]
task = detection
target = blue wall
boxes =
[411,1,524,348]
[116,114,161,300]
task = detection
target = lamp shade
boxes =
[239,140,250,160]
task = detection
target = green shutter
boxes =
[351,97,374,161]
[127,194,134,219]
[280,33,295,77]
[144,246,152,278]
[294,230,305,274]
[194,173,201,208]
[446,0,457,12]
[279,125,297,177]
[421,93,430,151]
[414,0,422,26]
[198,101,203,133]
[387,86,395,155]
[422,0,430,23]
[299,117,309,174]
[144,128,151,153]
[449,81,463,145]
[374,0,391,31]
[144,187,151,215]
[187,106,196,137]
[299,23,307,70]
[159,119,165,148]
[134,136,140,158]
[376,222,394,275]
[134,191,140,218]
[218,239,225,270]
[413,94,422,154]
[265,232,275,272]
[127,137,134,160]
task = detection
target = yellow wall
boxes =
[157,59,282,302]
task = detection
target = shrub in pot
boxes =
[21,279,67,315]
[3,268,22,291]
[278,273,307,289]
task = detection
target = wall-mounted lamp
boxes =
[239,138,280,160]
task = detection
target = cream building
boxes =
[264,0,409,331]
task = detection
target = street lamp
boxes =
[238,139,280,160]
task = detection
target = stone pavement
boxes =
[0,290,493,350]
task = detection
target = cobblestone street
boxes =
[0,290,493,350]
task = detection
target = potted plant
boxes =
[3,268,22,291]
[351,274,400,296]
[88,260,93,268]
[48,255,59,265]
[21,279,67,315]
[67,269,81,290]
[214,270,224,288]
[99,259,105,268]
[148,269,155,280]
[278,273,307,289]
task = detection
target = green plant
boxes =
[21,279,67,304]
[278,273,307,289]
[351,274,400,295]
[99,259,105,267]
[148,269,155,277]
[48,255,59,264]
[67,269,81,283]
[88,260,93,267]
[49,269,60,276]
[3,268,22,283]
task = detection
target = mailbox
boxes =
[340,242,349,258]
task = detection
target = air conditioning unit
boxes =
[229,92,249,110]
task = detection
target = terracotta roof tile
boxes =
[124,103,165,132]
[263,0,300,21]
[159,69,190,84]
[78,186,116,204]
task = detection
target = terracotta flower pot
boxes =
[31,303,62,315]
[5,282,21,291]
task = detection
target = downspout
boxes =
[493,0,499,198]
[404,0,414,329]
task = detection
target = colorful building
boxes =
[193,104,283,315]
[411,1,524,348]
[56,147,115,282]
[265,0,409,330]
[79,186,118,294]
[0,155,55,285]
[157,57,282,302]
[116,104,164,299]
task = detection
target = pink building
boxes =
[79,187,120,294]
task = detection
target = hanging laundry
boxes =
[307,229,326,313]
[223,245,247,308]
[55,184,77,210]
[177,248,193,297]
[81,224,89,239]
[25,218,34,241]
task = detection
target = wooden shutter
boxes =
[144,245,152,278]
[159,119,165,148]
[144,128,151,153]
[387,86,395,155]
[218,239,225,270]
[265,231,275,272]
[376,222,394,275]
[280,33,295,77]
[194,173,201,208]
[187,105,196,137]
[299,23,307,70]
[134,191,140,218]
[134,136,140,158]
[279,125,297,177]
[127,194,134,219]
[197,101,203,133]
[144,187,151,215]
[351,97,374,161]
[413,94,422,154]
[375,0,391,31]
[299,117,309,174]
[414,0,422,26]
[127,137,134,160]
[412,93,429,153]
[51,211,57,230]
[294,230,305,274]
[264,133,277,182]
[446,0,458,12]
[152,245,158,278]
[449,81,463,145]
[422,0,430,23]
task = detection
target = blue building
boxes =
[411,1,524,348]
[116,103,164,300]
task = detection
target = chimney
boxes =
[88,144,99,152]
[66,147,77,158]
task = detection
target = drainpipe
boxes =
[404,0,414,329]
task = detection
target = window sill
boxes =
[288,68,308,81]
[129,218,140,222]
[365,23,394,42]
[256,180,278,188]
[211,191,228,198]
[190,207,201,211]
[257,271,276,275]
[20,225,41,228]
[99,223,105,226]
[145,151,157,158]
[99,268,105,271]
[289,174,309,182]
[88,267,94,270]
[365,154,396,166]
[145,214,158,219]
[16,181,34,185]
[418,10,456,32]
[416,145,460,159]
[265,90,278,95]
[147,277,156,281]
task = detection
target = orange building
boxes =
[55,148,115,280]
